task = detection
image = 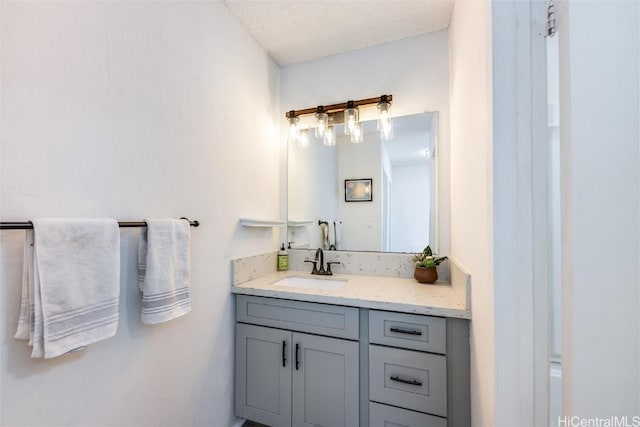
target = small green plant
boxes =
[413,245,447,268]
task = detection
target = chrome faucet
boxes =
[304,248,341,275]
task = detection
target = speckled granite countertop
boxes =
[231,270,471,319]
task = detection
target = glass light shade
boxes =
[377,101,391,123]
[288,116,300,141]
[350,124,363,143]
[377,101,393,140]
[344,107,359,135]
[298,129,310,149]
[323,126,336,146]
[314,112,328,139]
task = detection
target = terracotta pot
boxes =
[414,266,438,284]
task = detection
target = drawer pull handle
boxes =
[282,341,286,367]
[390,375,422,386]
[390,327,422,336]
[295,343,300,370]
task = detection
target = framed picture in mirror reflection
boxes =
[345,178,372,202]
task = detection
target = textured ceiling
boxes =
[223,0,454,66]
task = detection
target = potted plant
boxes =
[412,246,447,284]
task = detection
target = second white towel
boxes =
[138,219,191,324]
[333,220,341,250]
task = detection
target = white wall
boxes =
[280,31,451,255]
[559,0,639,418]
[0,2,281,426]
[449,0,494,425]
[287,135,338,248]
[337,134,382,251]
[390,163,431,253]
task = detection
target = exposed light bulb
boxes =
[377,98,393,140]
[346,116,357,135]
[344,102,359,135]
[323,126,336,146]
[288,114,299,141]
[315,108,328,139]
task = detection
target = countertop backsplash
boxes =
[289,249,450,282]
[233,249,450,285]
[232,251,278,285]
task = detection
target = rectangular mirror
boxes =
[287,111,438,254]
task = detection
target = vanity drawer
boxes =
[369,345,447,417]
[236,295,359,340]
[369,310,446,354]
[369,402,447,427]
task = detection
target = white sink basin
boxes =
[273,276,346,290]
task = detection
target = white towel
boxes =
[320,222,329,249]
[138,219,191,324]
[15,219,120,359]
[15,230,34,343]
[333,221,341,250]
[328,221,336,249]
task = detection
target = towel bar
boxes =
[318,220,342,226]
[0,219,200,230]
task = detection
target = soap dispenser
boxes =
[277,244,289,271]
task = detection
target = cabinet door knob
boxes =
[295,343,300,370]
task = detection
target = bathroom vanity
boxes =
[231,254,471,427]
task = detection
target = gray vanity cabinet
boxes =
[235,295,360,427]
[235,295,470,427]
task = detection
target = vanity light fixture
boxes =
[343,100,359,136]
[323,126,336,146]
[314,106,328,139]
[377,95,393,140]
[285,94,392,145]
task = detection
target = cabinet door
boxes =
[236,323,292,427]
[292,333,359,427]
